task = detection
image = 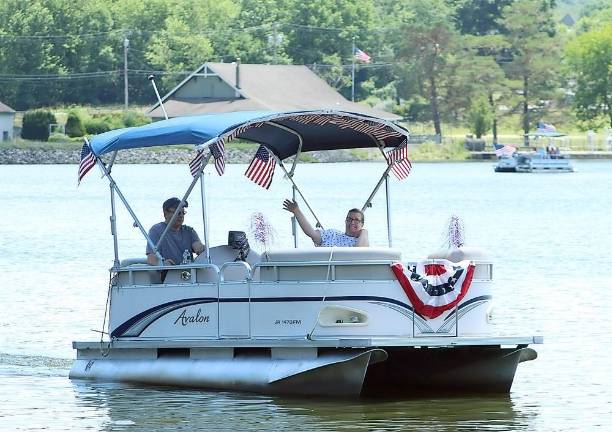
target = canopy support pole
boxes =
[97,159,163,264]
[292,185,298,248]
[361,163,393,213]
[277,161,323,230]
[263,121,322,244]
[199,157,212,263]
[155,157,210,253]
[106,150,118,174]
[384,175,392,247]
[109,184,120,270]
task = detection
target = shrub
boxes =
[123,110,151,128]
[466,98,493,138]
[65,111,86,137]
[21,110,57,141]
[84,118,111,135]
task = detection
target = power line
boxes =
[0,22,400,41]
[0,62,400,82]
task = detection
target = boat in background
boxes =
[494,151,574,173]
[70,110,541,397]
[494,127,574,173]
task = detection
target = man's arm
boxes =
[146,224,172,265]
[356,229,369,247]
[283,199,322,245]
[190,227,205,255]
[192,240,205,255]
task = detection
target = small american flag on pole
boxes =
[77,139,96,185]
[387,143,412,180]
[245,145,276,189]
[493,143,516,157]
[536,122,556,133]
[354,47,371,63]
[189,150,205,177]
[210,140,225,176]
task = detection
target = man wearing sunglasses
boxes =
[146,197,205,265]
[283,199,369,247]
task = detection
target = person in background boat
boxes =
[282,199,369,247]
[146,197,205,265]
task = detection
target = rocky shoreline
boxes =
[0,147,367,165]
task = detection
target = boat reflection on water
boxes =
[71,380,538,431]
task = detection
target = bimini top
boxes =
[89,110,409,161]
[529,130,567,138]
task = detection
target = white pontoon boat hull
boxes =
[72,110,541,398]
[70,348,388,396]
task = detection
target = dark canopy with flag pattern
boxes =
[89,110,409,161]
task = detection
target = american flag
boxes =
[189,150,205,177]
[210,140,225,175]
[386,143,412,180]
[77,139,96,185]
[354,47,371,63]
[245,145,276,189]
[493,143,516,157]
[536,122,556,133]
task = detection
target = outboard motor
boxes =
[228,231,250,261]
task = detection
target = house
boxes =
[148,62,400,121]
[560,14,575,27]
[0,100,15,141]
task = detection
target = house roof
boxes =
[148,63,400,121]
[0,101,15,113]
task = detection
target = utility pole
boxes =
[351,37,356,102]
[123,37,129,110]
[268,24,282,64]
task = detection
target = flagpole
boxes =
[351,37,356,102]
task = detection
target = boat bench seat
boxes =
[258,247,401,281]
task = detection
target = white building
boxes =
[0,101,15,141]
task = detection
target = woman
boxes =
[282,199,369,247]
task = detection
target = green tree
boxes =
[283,0,378,99]
[466,97,493,138]
[394,0,459,136]
[565,24,612,127]
[499,0,561,144]
[145,16,215,90]
[452,0,514,36]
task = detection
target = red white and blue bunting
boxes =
[291,113,403,141]
[391,260,475,319]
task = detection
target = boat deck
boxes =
[74,335,543,350]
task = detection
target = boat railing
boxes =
[253,259,398,282]
[116,261,221,286]
[115,257,400,286]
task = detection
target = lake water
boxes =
[1,161,611,431]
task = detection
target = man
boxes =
[282,199,369,247]
[146,197,205,265]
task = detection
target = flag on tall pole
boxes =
[77,139,96,186]
[245,145,276,189]
[536,122,556,133]
[354,47,371,63]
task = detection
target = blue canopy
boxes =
[89,110,409,160]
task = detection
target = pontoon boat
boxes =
[70,110,541,397]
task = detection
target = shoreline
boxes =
[1,147,611,165]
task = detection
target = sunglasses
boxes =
[165,209,186,216]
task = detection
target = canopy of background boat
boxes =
[89,110,410,160]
